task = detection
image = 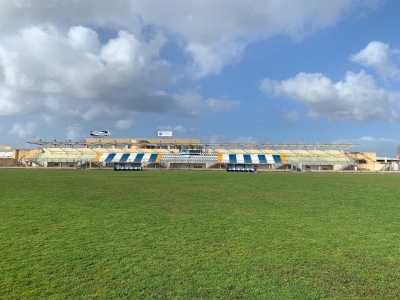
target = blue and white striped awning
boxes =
[222,154,284,164]
[96,152,286,164]
[98,153,159,163]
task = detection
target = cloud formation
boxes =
[0,24,241,123]
[349,41,399,78]
[260,70,400,122]
[0,0,382,83]
[0,0,388,147]
[66,124,84,141]
[0,25,169,108]
[284,110,300,122]
[8,122,37,138]
[114,119,134,131]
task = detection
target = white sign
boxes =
[90,130,110,137]
[0,152,13,157]
[158,131,173,137]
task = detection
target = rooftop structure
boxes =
[27,138,359,151]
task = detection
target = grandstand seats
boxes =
[28,147,356,170]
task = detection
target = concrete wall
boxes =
[0,149,38,166]
[14,149,40,165]
[348,152,377,171]
[0,158,15,167]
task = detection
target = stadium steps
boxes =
[25,149,42,159]
[290,165,302,172]
[92,161,104,168]
[274,163,286,170]
[380,162,391,171]
[27,150,45,167]
[338,163,355,171]
[32,160,44,167]
[77,162,85,169]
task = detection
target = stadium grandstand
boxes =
[0,137,392,171]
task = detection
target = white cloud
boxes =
[8,122,37,138]
[0,86,23,116]
[208,134,227,143]
[205,98,241,113]
[114,119,134,130]
[43,97,60,112]
[82,105,132,122]
[0,25,168,101]
[0,24,177,126]
[132,0,382,77]
[0,0,388,146]
[0,0,384,79]
[173,125,187,134]
[156,125,187,135]
[233,136,258,144]
[284,110,300,122]
[67,26,101,54]
[66,124,84,141]
[173,91,240,117]
[260,70,400,122]
[0,1,384,120]
[177,111,204,118]
[150,1,385,77]
[185,40,246,78]
[349,41,399,77]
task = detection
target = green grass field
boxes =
[1,169,400,299]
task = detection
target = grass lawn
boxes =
[1,169,400,299]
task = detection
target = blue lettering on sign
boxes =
[90,130,110,137]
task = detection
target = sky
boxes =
[1,0,400,157]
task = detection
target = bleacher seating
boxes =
[27,147,356,170]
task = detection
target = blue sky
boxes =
[1,0,400,156]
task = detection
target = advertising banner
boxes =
[158,131,173,137]
[0,146,11,150]
[0,152,13,157]
[90,131,110,137]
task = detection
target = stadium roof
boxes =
[27,139,358,150]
